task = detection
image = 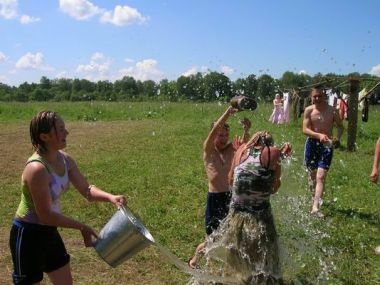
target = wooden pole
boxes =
[347,78,360,151]
[292,89,299,122]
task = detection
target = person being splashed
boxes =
[194,131,288,285]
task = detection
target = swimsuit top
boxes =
[15,151,70,224]
[231,147,274,212]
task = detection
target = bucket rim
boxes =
[119,205,155,244]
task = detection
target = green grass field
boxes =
[0,101,379,284]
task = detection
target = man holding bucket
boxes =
[188,106,251,269]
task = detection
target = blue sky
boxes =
[0,0,379,87]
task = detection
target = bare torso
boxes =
[203,143,234,193]
[306,104,335,137]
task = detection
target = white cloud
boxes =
[369,64,380,76]
[182,67,198,77]
[299,70,307,75]
[0,74,9,83]
[124,57,135,64]
[0,0,17,19]
[119,59,163,81]
[76,52,111,80]
[0,51,7,62]
[59,0,102,20]
[20,14,40,24]
[54,71,68,79]
[182,66,209,77]
[0,0,39,23]
[220,65,234,76]
[15,52,52,70]
[100,5,147,26]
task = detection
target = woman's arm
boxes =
[263,146,282,193]
[66,153,126,207]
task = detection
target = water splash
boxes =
[184,160,339,284]
[154,243,239,285]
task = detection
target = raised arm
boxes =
[240,118,251,143]
[270,148,282,194]
[203,106,237,154]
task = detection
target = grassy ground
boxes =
[0,101,379,284]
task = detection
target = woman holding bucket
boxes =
[9,111,126,285]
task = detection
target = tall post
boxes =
[292,89,299,122]
[347,78,360,151]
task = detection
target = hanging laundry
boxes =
[282,92,290,123]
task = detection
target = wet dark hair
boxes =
[30,111,58,154]
[246,131,274,149]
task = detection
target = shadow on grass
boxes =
[324,203,380,227]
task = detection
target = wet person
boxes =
[302,87,344,217]
[188,106,251,269]
[195,131,284,285]
[9,111,126,285]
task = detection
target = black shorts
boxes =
[205,191,231,235]
[9,220,70,285]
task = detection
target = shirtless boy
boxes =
[188,106,251,268]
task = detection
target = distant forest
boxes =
[0,70,379,103]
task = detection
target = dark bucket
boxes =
[230,95,257,111]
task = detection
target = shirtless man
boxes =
[188,106,251,268]
[302,87,344,217]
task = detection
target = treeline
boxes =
[0,71,378,102]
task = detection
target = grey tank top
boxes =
[231,147,274,211]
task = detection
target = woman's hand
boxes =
[110,194,127,208]
[279,142,292,158]
[80,224,98,247]
[239,117,251,132]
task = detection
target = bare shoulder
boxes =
[304,104,314,113]
[60,151,76,169]
[23,161,49,181]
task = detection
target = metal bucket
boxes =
[94,205,155,267]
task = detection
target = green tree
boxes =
[256,74,276,102]
[40,76,51,90]
[0,83,13,101]
[96,80,114,100]
[142,80,157,97]
[116,76,139,99]
[203,71,232,101]
[176,73,204,101]
[244,74,258,98]
[159,79,178,101]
